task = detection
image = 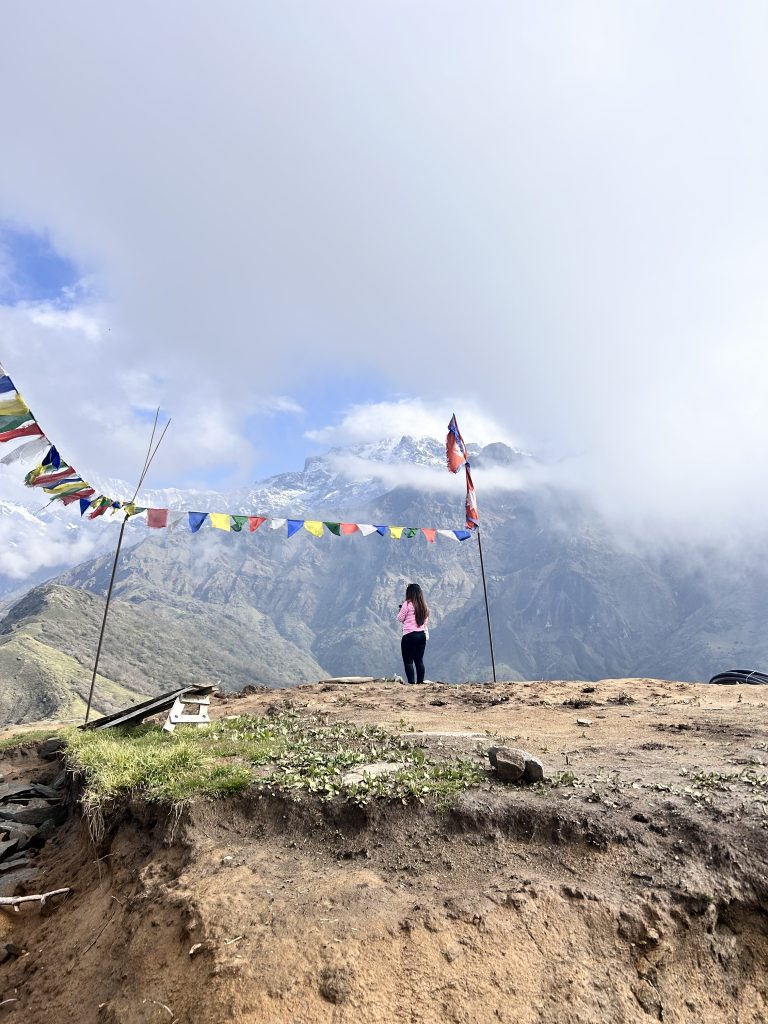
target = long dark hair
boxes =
[406,583,429,627]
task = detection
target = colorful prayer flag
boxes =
[324,522,342,536]
[269,518,286,530]
[0,396,30,419]
[340,523,358,535]
[209,513,230,531]
[231,515,248,532]
[0,422,43,444]
[422,528,436,544]
[304,521,324,537]
[0,375,15,395]
[249,516,266,532]
[389,526,404,540]
[287,519,304,537]
[357,524,377,536]
[147,508,169,529]
[454,530,472,541]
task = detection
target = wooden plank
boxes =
[80,685,217,731]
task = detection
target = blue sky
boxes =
[1,2,767,539]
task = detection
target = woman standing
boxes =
[397,583,430,684]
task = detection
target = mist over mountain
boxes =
[1,433,766,723]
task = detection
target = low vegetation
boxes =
[63,711,483,817]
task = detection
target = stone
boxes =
[341,761,402,786]
[39,737,66,761]
[0,781,59,803]
[1,822,39,850]
[0,853,32,872]
[522,754,545,783]
[0,867,37,896]
[35,819,56,842]
[577,718,592,727]
[0,799,67,826]
[487,747,525,783]
[0,838,18,861]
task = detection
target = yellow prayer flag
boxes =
[0,396,30,417]
[389,526,404,540]
[304,520,324,538]
[209,513,231,531]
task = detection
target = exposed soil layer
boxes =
[2,677,768,1023]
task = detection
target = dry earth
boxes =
[0,677,767,1024]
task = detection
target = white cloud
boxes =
[306,399,519,449]
[0,3,766,539]
[327,450,542,494]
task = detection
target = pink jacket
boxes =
[397,600,428,636]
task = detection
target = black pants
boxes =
[401,631,427,684]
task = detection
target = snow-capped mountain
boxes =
[0,436,493,602]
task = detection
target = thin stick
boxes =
[84,515,128,725]
[0,887,70,909]
[84,413,171,724]
[476,528,497,684]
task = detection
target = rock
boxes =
[1,822,39,851]
[522,754,545,783]
[0,781,60,803]
[0,799,67,826]
[0,868,38,895]
[0,853,32,872]
[52,770,68,791]
[0,838,18,861]
[342,761,402,786]
[35,819,56,842]
[487,747,525,783]
[576,718,592,727]
[39,737,66,761]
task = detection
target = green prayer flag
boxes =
[0,414,32,433]
[324,522,341,536]
[231,515,247,532]
[404,528,418,538]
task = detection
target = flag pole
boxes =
[475,527,497,684]
[84,412,171,724]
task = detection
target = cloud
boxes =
[306,399,519,448]
[0,508,107,581]
[327,450,542,495]
[0,3,766,540]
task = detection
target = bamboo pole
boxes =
[83,412,170,724]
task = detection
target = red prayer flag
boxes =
[422,528,436,544]
[29,466,76,488]
[340,523,358,535]
[147,508,169,529]
[248,516,266,532]
[0,422,43,444]
[59,489,96,506]
[88,504,108,520]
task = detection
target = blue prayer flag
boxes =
[454,530,472,541]
[188,512,208,533]
[79,498,90,517]
[375,525,387,536]
[0,376,14,395]
[43,446,61,469]
[287,519,304,537]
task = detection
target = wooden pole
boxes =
[476,527,497,684]
[83,412,170,724]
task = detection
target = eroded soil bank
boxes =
[1,677,768,1023]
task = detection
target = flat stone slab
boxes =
[342,761,403,786]
[319,676,378,685]
[0,782,59,803]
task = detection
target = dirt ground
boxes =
[1,677,767,1024]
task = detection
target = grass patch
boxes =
[0,727,58,753]
[64,711,483,815]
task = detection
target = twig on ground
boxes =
[0,888,71,911]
